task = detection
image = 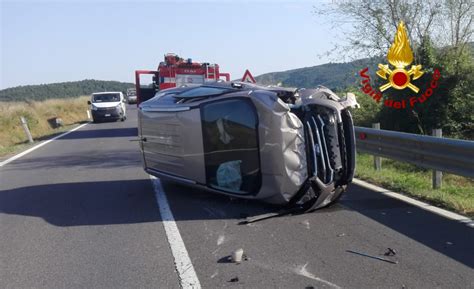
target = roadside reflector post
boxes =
[20,116,34,144]
[432,128,443,189]
[372,123,381,171]
[87,110,91,120]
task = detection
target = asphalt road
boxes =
[1,105,473,289]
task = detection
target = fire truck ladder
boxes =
[206,64,216,80]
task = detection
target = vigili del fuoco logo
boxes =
[359,21,441,109]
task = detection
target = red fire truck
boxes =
[135,53,230,104]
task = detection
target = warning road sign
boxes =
[241,69,256,83]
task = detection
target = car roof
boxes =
[181,81,298,94]
[92,91,122,95]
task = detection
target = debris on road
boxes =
[294,263,342,288]
[444,241,455,248]
[347,249,398,264]
[384,248,397,256]
[337,233,346,237]
[239,207,302,224]
[238,211,285,224]
[301,219,310,229]
[228,277,239,283]
[210,270,218,279]
[217,235,225,246]
[218,249,249,264]
[232,248,244,263]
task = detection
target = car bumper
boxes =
[92,109,122,120]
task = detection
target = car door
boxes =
[139,104,206,184]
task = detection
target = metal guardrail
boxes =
[354,126,474,178]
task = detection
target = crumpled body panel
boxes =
[251,91,307,203]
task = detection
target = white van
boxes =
[88,92,127,123]
[126,88,137,104]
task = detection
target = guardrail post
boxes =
[432,128,443,189]
[20,116,34,144]
[372,123,381,171]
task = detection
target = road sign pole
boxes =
[432,128,443,189]
[372,123,381,171]
[20,116,34,144]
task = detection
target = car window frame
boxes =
[199,96,262,196]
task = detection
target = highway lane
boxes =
[162,181,474,288]
[1,105,179,289]
[1,104,473,288]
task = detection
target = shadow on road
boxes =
[158,180,474,268]
[59,127,138,140]
[161,180,284,221]
[2,149,141,170]
[1,172,471,268]
[0,179,161,226]
[0,178,282,227]
[341,184,474,268]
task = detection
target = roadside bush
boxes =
[0,96,89,155]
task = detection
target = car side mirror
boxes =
[87,101,91,105]
[122,99,126,103]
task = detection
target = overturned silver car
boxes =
[138,82,357,212]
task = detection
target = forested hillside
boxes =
[0,80,134,102]
[255,58,381,90]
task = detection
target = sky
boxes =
[1,0,343,89]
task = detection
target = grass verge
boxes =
[0,96,89,157]
[355,152,474,217]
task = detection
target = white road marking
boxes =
[352,178,473,226]
[0,122,89,167]
[149,176,201,289]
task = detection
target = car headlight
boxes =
[91,105,98,111]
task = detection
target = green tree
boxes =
[316,0,473,139]
[0,80,134,102]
